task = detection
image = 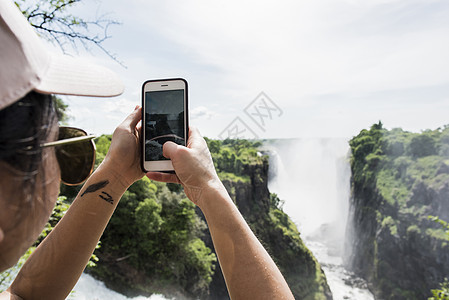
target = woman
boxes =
[0,1,293,299]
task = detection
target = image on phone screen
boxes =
[144,89,185,161]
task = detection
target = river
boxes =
[70,273,169,300]
[266,138,375,300]
[70,138,374,299]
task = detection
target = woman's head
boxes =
[0,0,124,272]
[0,92,60,271]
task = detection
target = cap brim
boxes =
[34,54,124,97]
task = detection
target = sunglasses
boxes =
[42,127,96,186]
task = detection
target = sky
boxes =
[54,0,449,139]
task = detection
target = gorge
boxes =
[72,137,376,299]
[346,123,449,299]
[81,126,449,299]
[3,125,448,300]
[265,138,374,300]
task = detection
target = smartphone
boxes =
[142,78,188,172]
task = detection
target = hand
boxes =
[101,106,145,187]
[146,127,222,206]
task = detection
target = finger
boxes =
[122,106,142,130]
[136,121,142,137]
[163,141,179,159]
[146,172,181,184]
[187,126,206,149]
[129,106,142,128]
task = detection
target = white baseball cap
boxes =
[0,0,125,111]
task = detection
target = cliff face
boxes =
[86,138,332,299]
[346,123,449,300]
[204,153,332,300]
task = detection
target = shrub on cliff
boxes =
[408,134,437,158]
[204,138,332,299]
[30,135,331,299]
[82,135,217,298]
[348,123,449,300]
[428,216,449,300]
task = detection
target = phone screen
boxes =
[144,89,185,161]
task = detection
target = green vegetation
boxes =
[0,197,74,291]
[428,217,449,300]
[430,279,449,300]
[53,95,71,124]
[207,139,331,299]
[381,216,398,236]
[349,122,449,300]
[1,135,330,299]
[217,171,250,183]
[0,247,34,292]
[90,137,330,298]
[350,122,449,217]
[86,136,216,298]
[93,177,216,297]
[205,138,264,175]
[1,135,216,297]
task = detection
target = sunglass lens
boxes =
[56,127,96,185]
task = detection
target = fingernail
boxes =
[134,105,139,110]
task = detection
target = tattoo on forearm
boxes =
[99,191,114,205]
[80,180,114,205]
[81,180,109,197]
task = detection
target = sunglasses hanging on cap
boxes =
[42,127,96,186]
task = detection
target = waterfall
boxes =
[265,138,375,300]
[69,138,373,299]
[69,273,169,300]
[266,138,350,239]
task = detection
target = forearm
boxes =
[9,162,129,300]
[200,184,294,300]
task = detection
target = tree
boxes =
[52,95,70,124]
[428,217,449,300]
[15,0,124,124]
[408,134,437,158]
[14,0,123,66]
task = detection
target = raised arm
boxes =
[6,107,144,300]
[147,127,294,300]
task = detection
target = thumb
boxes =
[163,141,179,159]
[125,106,142,130]
[187,126,205,149]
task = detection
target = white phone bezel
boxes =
[142,79,187,172]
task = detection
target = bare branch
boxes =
[15,0,125,68]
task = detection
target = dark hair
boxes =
[0,91,57,224]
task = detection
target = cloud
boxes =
[64,95,137,135]
[135,0,449,97]
[102,97,136,114]
[71,0,449,137]
[190,106,218,120]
